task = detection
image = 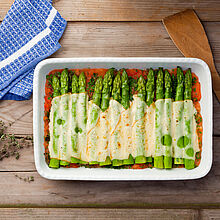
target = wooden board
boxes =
[0,0,219,213]
[1,0,220,21]
[0,137,218,207]
[0,208,200,219]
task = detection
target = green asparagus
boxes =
[154,68,164,169]
[111,72,123,167]
[134,75,147,164]
[184,69,195,170]
[174,66,184,165]
[90,76,103,165]
[49,75,61,168]
[145,68,155,163]
[70,74,81,164]
[121,70,134,165]
[101,68,114,112]
[164,70,172,169]
[78,72,88,165]
[60,69,70,166]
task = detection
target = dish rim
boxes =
[33,57,212,181]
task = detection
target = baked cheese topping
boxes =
[49,93,199,162]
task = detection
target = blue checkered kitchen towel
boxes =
[0,0,66,100]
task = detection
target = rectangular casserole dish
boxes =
[33,57,212,180]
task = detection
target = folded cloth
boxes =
[0,0,66,100]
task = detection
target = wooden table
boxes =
[0,0,220,219]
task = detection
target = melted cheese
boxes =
[97,109,109,162]
[67,94,78,159]
[48,93,200,163]
[131,95,147,158]
[155,99,165,157]
[172,101,184,158]
[183,100,199,160]
[48,96,61,159]
[77,93,88,160]
[85,100,101,162]
[144,103,156,157]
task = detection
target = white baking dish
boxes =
[33,57,212,180]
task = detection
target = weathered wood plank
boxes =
[0,99,33,135]
[0,138,218,207]
[0,143,35,171]
[54,22,220,73]
[0,208,199,219]
[201,209,220,220]
[1,0,220,21]
[0,22,219,135]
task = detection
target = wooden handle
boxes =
[210,64,220,102]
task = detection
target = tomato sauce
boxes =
[44,68,202,169]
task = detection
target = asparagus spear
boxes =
[93,76,103,106]
[70,74,81,164]
[121,70,134,165]
[101,68,114,112]
[184,69,195,170]
[49,75,61,168]
[72,74,79,93]
[77,72,88,165]
[79,72,86,93]
[145,68,155,163]
[60,68,69,94]
[146,68,155,107]
[52,75,61,97]
[172,74,177,100]
[164,70,172,169]
[134,75,147,164]
[111,72,123,167]
[60,69,70,166]
[174,67,184,165]
[95,76,112,166]
[154,68,164,168]
[121,69,130,109]
[89,76,104,165]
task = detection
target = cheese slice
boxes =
[155,99,165,157]
[59,94,70,162]
[77,93,88,160]
[109,98,124,160]
[172,101,184,158]
[48,96,61,160]
[121,104,133,159]
[144,103,156,157]
[183,100,199,160]
[67,93,78,159]
[131,95,147,158]
[163,99,173,157]
[97,109,109,162]
[85,100,101,162]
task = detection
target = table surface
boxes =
[0,0,220,219]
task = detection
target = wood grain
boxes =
[1,0,220,21]
[201,209,220,220]
[0,99,33,135]
[0,137,218,207]
[0,208,199,219]
[53,22,220,73]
